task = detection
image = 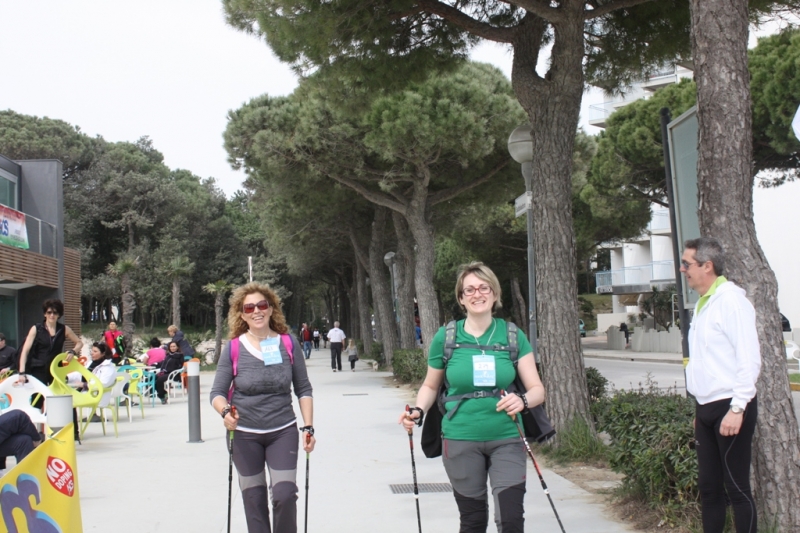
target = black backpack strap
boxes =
[442,321,457,366]
[506,322,519,365]
[442,389,501,419]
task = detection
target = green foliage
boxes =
[585,366,608,404]
[642,285,677,331]
[391,348,427,383]
[541,415,607,464]
[184,330,214,353]
[594,378,697,511]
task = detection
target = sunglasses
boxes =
[243,300,270,314]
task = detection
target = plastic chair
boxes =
[165,368,185,401]
[786,340,800,363]
[139,370,157,408]
[94,375,128,437]
[0,374,53,425]
[49,353,104,439]
[118,366,147,419]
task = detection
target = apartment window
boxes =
[0,169,17,209]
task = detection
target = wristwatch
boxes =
[730,405,744,414]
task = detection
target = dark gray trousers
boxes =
[442,437,527,532]
[232,425,299,533]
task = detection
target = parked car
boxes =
[579,319,586,337]
[781,313,791,332]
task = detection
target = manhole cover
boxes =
[389,483,453,494]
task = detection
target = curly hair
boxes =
[227,282,289,338]
[42,299,64,316]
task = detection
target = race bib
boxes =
[472,355,496,387]
[260,337,283,366]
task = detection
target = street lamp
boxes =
[508,124,539,363]
[383,251,399,324]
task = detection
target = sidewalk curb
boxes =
[583,352,684,365]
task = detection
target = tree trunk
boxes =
[121,273,136,352]
[510,275,527,330]
[213,293,224,364]
[403,183,440,356]
[690,0,800,527]
[355,252,373,355]
[392,212,417,349]
[171,278,181,330]
[511,12,593,435]
[368,207,396,365]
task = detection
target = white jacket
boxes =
[686,280,761,409]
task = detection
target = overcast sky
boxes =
[0,1,790,197]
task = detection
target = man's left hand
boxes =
[719,410,744,437]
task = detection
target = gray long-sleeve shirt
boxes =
[210,334,313,431]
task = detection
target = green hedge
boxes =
[595,380,698,509]
[392,349,426,382]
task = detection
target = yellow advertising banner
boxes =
[0,424,82,533]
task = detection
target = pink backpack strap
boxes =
[281,334,294,364]
[227,338,240,403]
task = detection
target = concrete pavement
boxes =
[69,350,633,533]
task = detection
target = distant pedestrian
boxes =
[313,328,320,350]
[681,237,760,533]
[300,323,312,360]
[619,322,629,346]
[0,333,17,371]
[321,327,328,349]
[346,339,358,371]
[102,320,125,365]
[327,322,346,372]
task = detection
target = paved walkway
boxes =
[73,350,633,533]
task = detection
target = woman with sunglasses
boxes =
[210,282,315,533]
[17,298,83,388]
[399,262,545,533]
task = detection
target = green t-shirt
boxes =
[428,318,533,441]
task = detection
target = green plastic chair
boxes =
[49,353,104,439]
[117,366,146,419]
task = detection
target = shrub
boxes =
[586,366,608,403]
[595,378,697,509]
[370,341,385,367]
[392,349,426,383]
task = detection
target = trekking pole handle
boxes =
[499,390,518,422]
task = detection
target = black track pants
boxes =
[232,425,299,533]
[695,397,758,533]
[330,342,342,371]
[443,438,526,532]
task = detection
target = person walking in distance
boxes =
[346,339,358,372]
[681,237,761,533]
[300,323,312,360]
[312,328,320,350]
[327,321,346,372]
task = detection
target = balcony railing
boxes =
[595,261,675,289]
[0,204,57,258]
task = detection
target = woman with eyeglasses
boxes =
[399,262,545,533]
[210,282,315,533]
[17,298,83,388]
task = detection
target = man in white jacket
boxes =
[681,237,760,533]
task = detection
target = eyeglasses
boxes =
[243,300,270,314]
[680,260,703,269]
[462,285,493,297]
[45,310,59,316]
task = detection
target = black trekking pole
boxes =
[501,392,566,533]
[304,431,311,533]
[227,406,237,533]
[404,405,423,533]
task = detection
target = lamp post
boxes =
[508,125,539,363]
[383,251,399,324]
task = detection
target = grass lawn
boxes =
[790,373,800,384]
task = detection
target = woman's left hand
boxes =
[302,433,316,453]
[496,392,525,417]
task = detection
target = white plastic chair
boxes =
[0,374,53,425]
[164,368,185,401]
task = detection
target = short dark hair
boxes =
[42,299,64,316]
[150,337,161,348]
[0,332,5,342]
[92,342,112,360]
[684,237,725,276]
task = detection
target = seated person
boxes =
[155,341,184,405]
[0,333,17,372]
[139,337,167,368]
[0,410,43,472]
[167,325,194,359]
[68,343,118,422]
